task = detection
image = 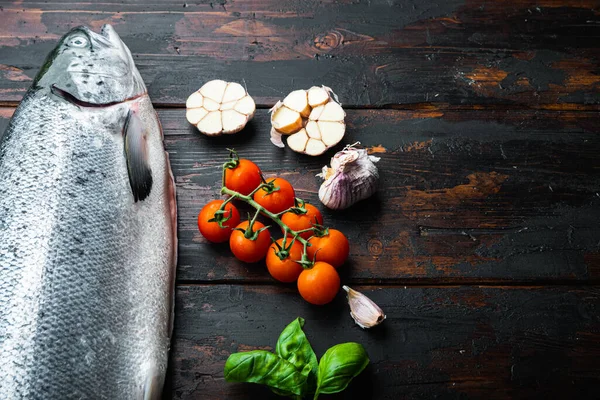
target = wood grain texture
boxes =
[2,106,598,283]
[2,2,600,398]
[0,0,599,106]
[165,284,600,399]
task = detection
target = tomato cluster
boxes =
[197,155,350,305]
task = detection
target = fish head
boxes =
[34,25,146,106]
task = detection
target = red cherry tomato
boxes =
[225,159,262,196]
[297,262,340,305]
[197,200,241,243]
[307,229,349,268]
[229,220,271,263]
[265,238,304,283]
[253,177,295,215]
[281,203,323,240]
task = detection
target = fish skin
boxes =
[0,25,177,399]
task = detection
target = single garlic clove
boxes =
[271,104,304,134]
[305,138,327,156]
[186,91,203,109]
[308,86,330,107]
[186,107,209,125]
[222,110,248,135]
[308,104,325,121]
[283,89,311,118]
[203,97,220,112]
[222,82,246,103]
[287,128,309,152]
[318,102,345,122]
[318,121,345,146]
[196,110,223,136]
[200,79,228,102]
[234,95,256,116]
[306,120,321,140]
[343,285,386,329]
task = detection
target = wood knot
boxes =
[368,238,383,256]
[314,30,343,52]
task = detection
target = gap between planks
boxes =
[175,279,600,288]
[0,101,599,112]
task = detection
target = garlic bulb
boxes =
[269,86,346,156]
[343,286,386,329]
[317,144,380,210]
[186,80,255,136]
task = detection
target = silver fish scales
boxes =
[0,25,177,399]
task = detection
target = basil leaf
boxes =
[314,342,370,398]
[271,387,302,399]
[276,318,319,381]
[224,350,308,396]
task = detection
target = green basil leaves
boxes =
[276,318,319,387]
[224,317,369,399]
[314,343,370,398]
[224,350,308,396]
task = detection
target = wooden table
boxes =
[1,1,599,398]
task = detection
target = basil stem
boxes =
[224,350,309,396]
[314,342,370,399]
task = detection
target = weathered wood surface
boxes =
[2,0,600,399]
[1,107,598,283]
[1,1,599,106]
[165,285,600,399]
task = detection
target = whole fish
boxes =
[0,25,177,399]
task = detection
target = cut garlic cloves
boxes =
[270,86,346,156]
[186,80,255,136]
[343,285,386,329]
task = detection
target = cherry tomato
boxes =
[307,229,349,268]
[297,262,340,305]
[197,200,241,243]
[253,177,295,215]
[225,159,262,195]
[229,220,271,263]
[265,238,304,283]
[281,203,323,240]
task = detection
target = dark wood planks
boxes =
[0,1,599,106]
[165,284,600,399]
[2,106,598,283]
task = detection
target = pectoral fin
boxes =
[124,109,153,202]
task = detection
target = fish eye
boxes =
[69,36,88,48]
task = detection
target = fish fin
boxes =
[164,150,178,341]
[141,370,164,400]
[124,109,153,202]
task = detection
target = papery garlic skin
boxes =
[343,285,386,329]
[270,128,285,148]
[317,145,380,210]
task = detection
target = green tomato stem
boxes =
[221,186,311,251]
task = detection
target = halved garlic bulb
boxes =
[186,80,256,136]
[269,86,346,156]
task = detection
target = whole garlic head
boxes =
[317,144,380,210]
